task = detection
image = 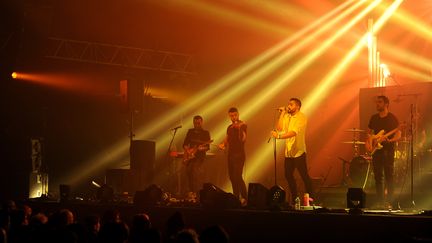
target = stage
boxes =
[26,190,432,243]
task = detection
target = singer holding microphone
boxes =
[183,115,211,198]
[271,98,314,205]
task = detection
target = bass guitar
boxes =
[366,127,400,155]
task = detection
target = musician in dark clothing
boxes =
[366,95,401,208]
[219,107,248,203]
[183,115,211,196]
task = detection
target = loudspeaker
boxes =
[199,183,240,209]
[130,140,155,172]
[130,140,155,188]
[248,183,269,209]
[347,188,366,208]
[59,184,71,202]
[134,184,164,206]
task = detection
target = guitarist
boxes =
[183,115,211,197]
[366,95,401,209]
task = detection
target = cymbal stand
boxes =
[351,131,361,157]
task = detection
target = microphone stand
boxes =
[268,110,279,185]
[166,126,181,195]
[167,127,180,158]
[268,110,286,209]
[409,104,416,208]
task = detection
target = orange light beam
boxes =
[220,0,381,191]
[303,0,403,114]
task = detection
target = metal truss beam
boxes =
[45,37,196,75]
[0,32,14,53]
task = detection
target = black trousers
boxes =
[185,157,204,194]
[372,148,394,203]
[284,153,313,202]
[228,152,248,200]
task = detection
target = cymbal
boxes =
[342,141,365,145]
[345,128,365,132]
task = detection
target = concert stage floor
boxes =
[27,195,432,243]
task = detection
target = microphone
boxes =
[171,125,182,130]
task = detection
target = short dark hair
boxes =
[290,98,302,107]
[193,115,203,121]
[377,95,389,105]
[228,107,238,113]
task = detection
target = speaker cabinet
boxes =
[248,183,269,209]
[130,140,155,170]
[199,183,240,209]
[130,140,155,186]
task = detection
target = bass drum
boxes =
[349,156,371,188]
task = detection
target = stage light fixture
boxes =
[347,188,366,211]
[268,185,286,207]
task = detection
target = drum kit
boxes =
[341,128,372,189]
[341,127,413,188]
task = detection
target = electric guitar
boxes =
[366,127,400,155]
[183,139,214,164]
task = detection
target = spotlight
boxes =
[268,185,286,210]
[347,188,365,214]
[11,72,18,79]
[91,180,102,188]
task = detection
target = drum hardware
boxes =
[348,156,372,189]
[345,128,365,132]
[344,128,366,156]
[342,141,365,145]
[341,128,372,188]
[338,157,350,186]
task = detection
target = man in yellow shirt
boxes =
[271,98,313,204]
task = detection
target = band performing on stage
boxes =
[169,94,431,210]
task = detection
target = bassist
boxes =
[366,95,401,209]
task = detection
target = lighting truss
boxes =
[44,37,196,75]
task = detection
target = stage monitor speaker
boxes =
[248,183,269,209]
[134,184,164,206]
[59,184,71,202]
[347,188,366,208]
[200,183,240,209]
